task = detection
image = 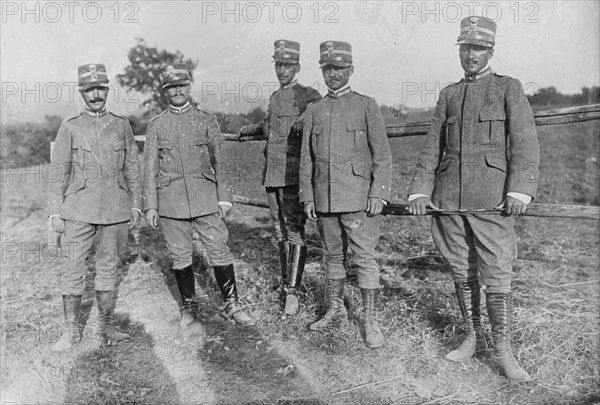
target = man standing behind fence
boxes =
[48,63,142,350]
[144,64,254,329]
[300,41,392,349]
[408,17,540,382]
[240,40,321,316]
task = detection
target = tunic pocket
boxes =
[479,109,506,145]
[347,121,367,153]
[443,116,458,148]
[482,155,507,184]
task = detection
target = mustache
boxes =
[90,98,104,103]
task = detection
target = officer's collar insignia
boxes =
[89,64,98,80]
[277,40,286,54]
[326,41,335,56]
[169,101,191,114]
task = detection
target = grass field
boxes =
[1,119,598,404]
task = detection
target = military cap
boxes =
[78,63,109,90]
[160,63,191,89]
[318,40,352,68]
[272,39,300,64]
[456,16,496,48]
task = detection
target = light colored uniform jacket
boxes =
[409,72,540,210]
[299,90,393,213]
[47,110,142,224]
[143,104,232,218]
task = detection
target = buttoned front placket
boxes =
[172,106,193,218]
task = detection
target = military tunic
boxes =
[261,81,321,245]
[48,109,142,294]
[143,103,234,269]
[299,89,392,288]
[409,71,540,292]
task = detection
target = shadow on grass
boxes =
[64,313,181,404]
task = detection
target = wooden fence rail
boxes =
[133,104,600,220]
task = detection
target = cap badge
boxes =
[468,17,480,35]
[277,40,286,54]
[89,64,97,80]
[166,65,176,78]
[326,41,335,56]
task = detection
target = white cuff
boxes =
[507,192,532,204]
[48,214,61,219]
[131,208,142,214]
[408,194,429,202]
[378,198,388,206]
[218,201,233,207]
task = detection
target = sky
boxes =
[1,0,599,123]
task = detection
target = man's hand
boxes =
[407,197,439,215]
[304,201,317,221]
[219,203,232,218]
[129,209,141,229]
[145,208,159,229]
[51,217,65,233]
[366,198,384,217]
[496,196,527,216]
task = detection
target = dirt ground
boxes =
[1,120,599,404]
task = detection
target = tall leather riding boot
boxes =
[309,278,348,331]
[278,241,289,282]
[446,279,487,361]
[486,292,532,382]
[213,264,255,326]
[96,290,130,347]
[52,295,82,352]
[278,241,289,301]
[174,265,198,329]
[361,288,384,349]
[284,244,307,316]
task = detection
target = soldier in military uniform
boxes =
[240,40,321,315]
[48,63,142,350]
[299,41,393,349]
[408,17,540,382]
[144,64,254,329]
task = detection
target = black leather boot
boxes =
[52,295,82,352]
[309,278,348,331]
[174,265,198,329]
[446,279,487,361]
[284,244,307,316]
[487,292,532,382]
[96,290,130,347]
[361,288,384,349]
[213,264,255,326]
[278,241,289,301]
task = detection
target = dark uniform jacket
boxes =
[299,90,393,213]
[409,72,540,210]
[47,110,142,224]
[143,103,232,219]
[260,82,321,187]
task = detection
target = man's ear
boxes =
[349,65,355,76]
[489,48,494,59]
[296,63,301,74]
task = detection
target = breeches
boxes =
[266,185,306,246]
[317,211,380,289]
[431,214,516,293]
[61,220,128,295]
[160,213,233,270]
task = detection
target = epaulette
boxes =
[65,113,82,122]
[442,80,462,90]
[149,109,167,122]
[109,111,128,121]
[192,105,213,115]
[351,90,369,98]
